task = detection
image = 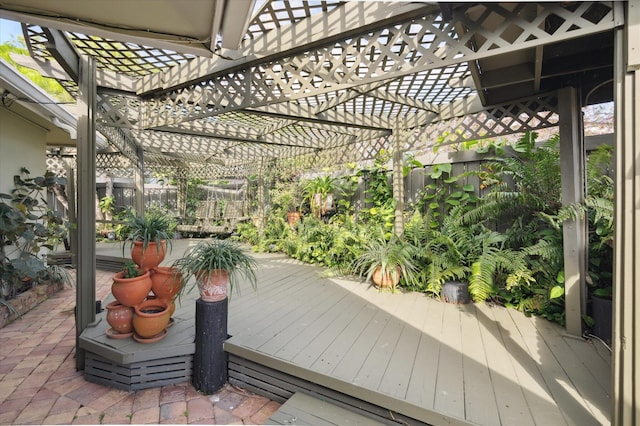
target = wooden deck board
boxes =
[485,304,568,426]
[266,392,386,425]
[506,307,604,426]
[475,303,538,426]
[528,315,610,424]
[433,304,465,419]
[459,305,501,426]
[85,241,610,425]
[404,298,444,410]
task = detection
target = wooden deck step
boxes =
[266,392,386,426]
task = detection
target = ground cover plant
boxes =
[233,132,613,326]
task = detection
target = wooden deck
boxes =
[225,252,611,426]
[83,240,611,424]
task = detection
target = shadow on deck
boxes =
[80,242,611,425]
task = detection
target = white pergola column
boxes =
[392,128,406,236]
[613,2,640,424]
[75,55,97,370]
[557,86,587,337]
[134,144,145,216]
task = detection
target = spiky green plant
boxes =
[172,239,257,297]
[122,209,174,254]
[351,232,419,291]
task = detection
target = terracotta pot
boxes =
[147,294,176,317]
[372,265,401,288]
[150,266,184,300]
[286,211,301,227]
[105,301,134,334]
[131,240,167,270]
[198,269,229,302]
[111,269,152,307]
[133,299,170,338]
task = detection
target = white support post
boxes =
[612,2,640,423]
[557,86,587,337]
[134,144,145,216]
[75,55,97,370]
[392,127,405,236]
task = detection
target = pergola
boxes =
[0,1,637,423]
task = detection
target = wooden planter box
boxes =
[0,280,65,329]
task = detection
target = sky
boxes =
[0,18,23,45]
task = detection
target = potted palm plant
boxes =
[123,209,175,269]
[172,239,257,302]
[351,234,419,291]
[302,176,336,220]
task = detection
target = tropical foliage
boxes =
[232,132,613,327]
[1,169,70,300]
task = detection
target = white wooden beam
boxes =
[136,1,433,95]
[557,86,587,337]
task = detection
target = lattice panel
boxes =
[146,2,614,127]
[287,134,391,173]
[384,64,474,105]
[410,93,560,150]
[24,24,194,79]
[45,155,72,177]
[96,152,133,170]
[246,1,343,39]
[97,93,140,129]
[97,123,138,162]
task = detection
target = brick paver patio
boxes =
[0,268,280,425]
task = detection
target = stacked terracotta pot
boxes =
[105,241,183,343]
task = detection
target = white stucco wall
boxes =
[0,107,47,195]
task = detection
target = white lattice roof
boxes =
[0,1,617,178]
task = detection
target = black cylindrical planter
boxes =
[193,297,228,394]
[441,281,470,304]
[591,295,612,345]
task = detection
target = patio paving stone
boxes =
[159,400,188,423]
[0,267,281,424]
[186,396,215,422]
[130,406,161,424]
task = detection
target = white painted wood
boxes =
[459,304,501,426]
[473,304,535,426]
[433,304,465,419]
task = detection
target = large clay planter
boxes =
[197,269,229,302]
[133,299,170,338]
[286,211,301,227]
[111,269,152,307]
[150,266,184,301]
[131,240,167,270]
[105,301,134,334]
[372,265,401,288]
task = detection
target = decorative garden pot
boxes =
[111,269,152,307]
[286,211,301,227]
[150,266,184,301]
[441,281,470,304]
[105,301,134,334]
[591,295,612,345]
[133,299,171,339]
[198,269,229,302]
[147,294,176,317]
[372,265,401,288]
[131,240,167,270]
